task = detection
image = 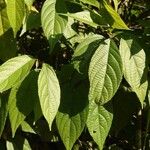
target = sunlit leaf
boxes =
[41,0,67,51]
[7,0,25,36]
[89,39,122,105]
[119,37,148,106]
[0,5,10,36]
[56,71,89,150]
[38,63,60,129]
[0,55,35,92]
[8,71,38,136]
[87,101,113,150]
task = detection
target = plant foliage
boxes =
[0,0,150,149]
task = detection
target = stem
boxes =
[135,109,142,150]
[143,108,150,150]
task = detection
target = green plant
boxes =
[0,0,150,149]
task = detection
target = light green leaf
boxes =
[38,63,60,129]
[87,101,113,150]
[8,71,38,136]
[7,0,25,36]
[0,55,35,92]
[112,0,118,11]
[21,121,35,134]
[79,0,99,8]
[0,93,8,136]
[67,10,99,28]
[23,139,31,150]
[6,141,17,150]
[73,34,103,58]
[73,34,103,74]
[89,39,122,105]
[119,38,148,106]
[0,6,10,36]
[101,1,128,29]
[24,0,35,8]
[56,80,88,150]
[63,17,77,41]
[8,84,25,137]
[41,0,67,52]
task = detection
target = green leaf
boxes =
[0,0,6,11]
[8,84,25,137]
[21,121,35,134]
[41,0,67,52]
[63,17,77,41]
[66,10,99,28]
[38,63,60,129]
[24,0,35,8]
[8,71,38,136]
[0,55,35,92]
[111,85,140,134]
[0,5,10,36]
[26,11,41,30]
[0,29,17,61]
[79,0,99,8]
[119,37,148,106]
[0,93,8,136]
[73,34,103,74]
[23,139,31,150]
[89,39,122,105]
[101,1,128,29]
[56,78,89,150]
[87,101,113,150]
[73,34,103,58]
[6,141,17,150]
[7,0,25,36]
[112,0,118,11]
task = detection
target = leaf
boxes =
[24,0,35,8]
[34,97,42,122]
[89,39,122,105]
[0,29,17,61]
[73,34,104,74]
[100,1,128,29]
[66,10,99,28]
[7,0,25,36]
[79,0,99,8]
[56,76,89,150]
[6,141,17,150]
[41,0,67,52]
[111,85,140,134]
[119,37,148,106]
[73,34,103,58]
[26,11,41,30]
[0,0,6,11]
[23,139,31,150]
[0,5,10,36]
[0,55,35,92]
[8,84,25,137]
[38,63,60,129]
[87,101,113,150]
[63,17,77,41]
[8,71,38,136]
[112,0,118,11]
[0,93,8,136]
[21,121,35,134]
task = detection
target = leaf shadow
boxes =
[58,65,89,117]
